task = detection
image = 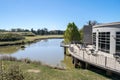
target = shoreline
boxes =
[0,35,63,46]
[0,55,66,70]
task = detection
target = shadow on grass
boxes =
[87,65,120,80]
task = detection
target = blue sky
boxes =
[0,0,120,30]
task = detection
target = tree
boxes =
[11,29,16,32]
[43,28,48,35]
[87,20,98,26]
[64,22,80,43]
[24,29,30,32]
[31,28,34,32]
[31,28,37,34]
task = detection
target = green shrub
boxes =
[0,62,24,80]
[0,33,25,41]
[6,65,24,80]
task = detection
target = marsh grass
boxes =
[0,55,17,61]
[0,35,63,46]
[0,33,25,41]
[0,56,42,65]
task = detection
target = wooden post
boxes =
[72,57,74,64]
[85,63,90,69]
[79,61,85,69]
[64,47,66,55]
[74,58,80,68]
[81,62,86,69]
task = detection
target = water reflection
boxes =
[62,55,74,69]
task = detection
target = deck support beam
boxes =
[85,63,90,69]
[64,47,66,55]
[72,57,80,68]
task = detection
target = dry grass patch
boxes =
[27,69,40,73]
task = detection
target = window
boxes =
[98,32,110,53]
[116,32,120,55]
[93,33,96,46]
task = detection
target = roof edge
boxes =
[93,22,120,27]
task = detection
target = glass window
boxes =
[98,32,110,53]
[116,32,120,55]
[93,33,96,46]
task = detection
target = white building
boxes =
[93,22,120,57]
[68,22,120,75]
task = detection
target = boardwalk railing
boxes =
[60,41,69,48]
[68,44,120,74]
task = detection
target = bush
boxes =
[0,62,24,80]
[0,57,40,80]
[0,33,25,41]
[6,65,24,80]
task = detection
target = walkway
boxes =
[68,44,120,74]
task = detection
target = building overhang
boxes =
[93,22,120,28]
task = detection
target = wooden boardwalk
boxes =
[68,44,120,74]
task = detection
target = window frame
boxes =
[98,32,110,53]
[116,32,120,55]
[92,33,96,46]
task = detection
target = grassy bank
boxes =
[0,60,111,80]
[0,35,63,46]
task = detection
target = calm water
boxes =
[0,39,67,66]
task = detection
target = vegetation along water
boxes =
[0,23,119,79]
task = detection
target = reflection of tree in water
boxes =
[0,46,21,54]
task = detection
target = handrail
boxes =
[68,45,120,74]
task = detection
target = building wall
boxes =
[93,25,120,55]
[83,25,92,45]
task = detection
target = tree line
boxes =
[31,28,64,35]
[0,28,64,35]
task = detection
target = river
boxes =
[0,39,70,67]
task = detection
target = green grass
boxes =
[0,45,21,54]
[25,35,63,41]
[0,61,111,80]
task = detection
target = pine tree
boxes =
[64,22,80,43]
